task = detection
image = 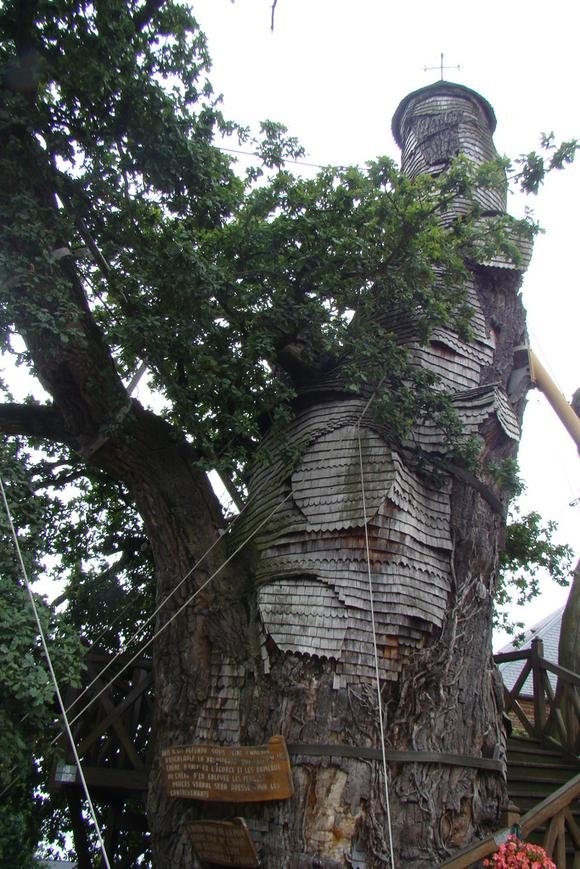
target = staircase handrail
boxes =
[438,772,580,868]
[494,639,580,752]
[494,648,580,688]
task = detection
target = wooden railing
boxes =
[50,650,153,794]
[49,651,153,867]
[438,772,580,868]
[494,638,580,755]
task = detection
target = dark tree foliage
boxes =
[0,1,576,865]
[495,507,574,636]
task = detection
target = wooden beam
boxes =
[494,650,531,665]
[75,672,152,766]
[564,806,580,850]
[438,832,504,868]
[504,690,536,739]
[543,811,563,857]
[531,639,547,737]
[508,659,533,703]
[91,676,145,771]
[80,766,148,791]
[438,773,580,868]
[520,774,580,838]
[541,658,580,688]
[555,816,567,869]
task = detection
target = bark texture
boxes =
[556,559,580,751]
[2,73,532,868]
[146,83,531,869]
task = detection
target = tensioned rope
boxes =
[60,490,293,737]
[1,484,245,798]
[61,390,388,734]
[0,488,290,807]
[0,477,112,869]
[62,501,248,721]
[356,414,396,868]
[216,143,354,172]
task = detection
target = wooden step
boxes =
[507,761,578,787]
[509,788,580,810]
[507,737,580,767]
[507,737,574,760]
[506,732,580,853]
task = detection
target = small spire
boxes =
[423,52,461,81]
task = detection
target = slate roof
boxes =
[497,607,564,696]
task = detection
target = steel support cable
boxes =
[50,389,391,744]
[62,502,248,721]
[57,491,293,738]
[0,487,244,802]
[356,398,396,869]
[0,477,112,869]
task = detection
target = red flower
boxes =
[483,835,556,868]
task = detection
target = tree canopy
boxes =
[0,1,576,864]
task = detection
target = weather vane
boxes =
[424,52,461,81]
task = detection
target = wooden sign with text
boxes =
[186,818,260,868]
[162,735,294,802]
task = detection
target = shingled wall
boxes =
[225,82,531,692]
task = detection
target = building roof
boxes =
[34,862,77,867]
[497,607,564,696]
[391,80,497,147]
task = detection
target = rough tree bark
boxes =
[557,558,580,751]
[2,79,532,867]
[146,84,532,868]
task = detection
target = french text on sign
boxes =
[187,818,259,868]
[162,735,294,802]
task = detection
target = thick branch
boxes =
[133,0,166,32]
[0,402,69,443]
[275,338,334,385]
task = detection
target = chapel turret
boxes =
[391,81,506,216]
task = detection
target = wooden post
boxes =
[506,801,521,828]
[531,638,547,738]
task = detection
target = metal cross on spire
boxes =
[424,52,461,81]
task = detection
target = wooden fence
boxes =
[438,773,580,868]
[494,638,580,756]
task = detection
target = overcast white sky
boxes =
[191,0,579,646]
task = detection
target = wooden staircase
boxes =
[53,643,579,867]
[440,642,580,867]
[507,734,580,818]
[507,734,580,864]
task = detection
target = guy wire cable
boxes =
[62,500,248,719]
[0,476,112,869]
[58,490,294,738]
[356,389,396,868]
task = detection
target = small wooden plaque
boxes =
[162,735,294,802]
[187,817,259,868]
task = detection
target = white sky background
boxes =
[191,0,579,648]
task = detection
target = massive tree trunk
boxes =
[1,75,241,864]
[146,84,532,868]
[3,74,532,866]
